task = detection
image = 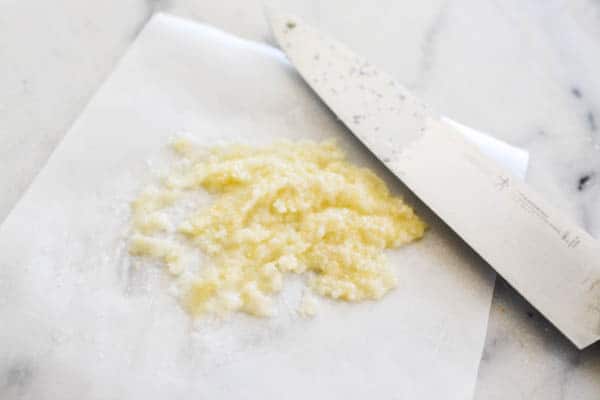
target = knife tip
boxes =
[262,3,282,26]
[263,5,299,42]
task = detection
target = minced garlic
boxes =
[298,292,319,318]
[129,138,426,318]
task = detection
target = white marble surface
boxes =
[1,0,599,398]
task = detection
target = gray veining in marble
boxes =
[1,0,599,398]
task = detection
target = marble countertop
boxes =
[1,0,599,398]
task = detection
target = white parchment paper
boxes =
[0,14,527,400]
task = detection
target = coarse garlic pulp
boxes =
[129,138,426,317]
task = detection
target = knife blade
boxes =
[267,10,600,349]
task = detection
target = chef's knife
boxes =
[267,10,600,349]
